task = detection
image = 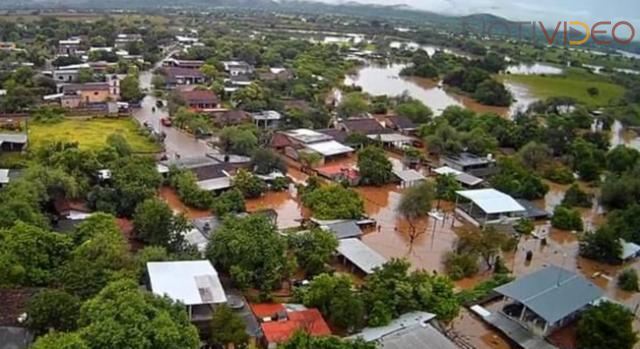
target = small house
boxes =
[147,260,227,325]
[222,61,255,76]
[440,152,497,178]
[250,304,331,349]
[58,38,81,56]
[384,115,418,135]
[454,189,526,226]
[0,133,27,152]
[252,110,282,129]
[162,67,206,88]
[491,265,603,336]
[336,238,387,276]
[337,117,386,135]
[178,89,220,111]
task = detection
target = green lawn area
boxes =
[28,117,161,153]
[503,69,626,107]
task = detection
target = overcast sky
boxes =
[327,0,639,25]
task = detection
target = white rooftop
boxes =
[306,140,354,157]
[252,110,282,121]
[197,177,233,191]
[348,311,436,342]
[393,169,426,183]
[433,166,462,176]
[147,260,227,305]
[367,133,414,144]
[337,238,387,274]
[285,128,333,144]
[456,189,526,215]
[0,169,9,184]
[621,239,640,260]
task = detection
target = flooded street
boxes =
[246,186,309,230]
[134,58,213,158]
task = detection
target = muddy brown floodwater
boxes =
[159,186,212,219]
[245,186,309,230]
[344,63,539,118]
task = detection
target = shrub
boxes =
[618,269,639,292]
[561,184,592,208]
[444,252,479,280]
[543,165,575,184]
[551,206,583,231]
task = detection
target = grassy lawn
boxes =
[28,117,161,153]
[502,69,626,107]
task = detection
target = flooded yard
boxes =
[344,63,536,117]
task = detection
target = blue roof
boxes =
[494,265,603,324]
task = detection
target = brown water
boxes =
[246,187,309,230]
[344,64,534,117]
[610,120,640,150]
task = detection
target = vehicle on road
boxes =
[161,118,172,127]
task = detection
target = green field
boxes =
[503,69,626,107]
[28,117,161,153]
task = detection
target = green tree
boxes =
[362,259,459,325]
[289,229,338,277]
[299,273,366,332]
[618,269,639,292]
[0,222,72,286]
[490,158,549,200]
[561,184,592,208]
[78,279,200,349]
[357,146,393,186]
[133,198,189,252]
[251,148,287,175]
[455,228,516,270]
[473,79,512,106]
[57,228,131,299]
[31,332,88,349]
[72,213,121,245]
[168,169,214,209]
[281,332,376,349]
[207,215,288,292]
[210,305,249,348]
[607,145,639,174]
[233,169,267,199]
[397,182,435,242]
[299,151,323,171]
[27,289,81,335]
[518,141,552,172]
[301,184,364,220]
[119,74,144,102]
[577,301,637,349]
[219,126,258,156]
[212,189,246,216]
[580,228,622,263]
[551,206,584,231]
[395,99,433,124]
[435,173,462,202]
[77,68,94,83]
[338,92,368,117]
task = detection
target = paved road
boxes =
[132,50,212,158]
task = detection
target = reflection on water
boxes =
[610,120,640,151]
[505,63,563,75]
[345,63,535,117]
[246,187,308,230]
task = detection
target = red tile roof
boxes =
[260,308,331,344]
[250,303,286,319]
[270,133,293,149]
[179,89,219,104]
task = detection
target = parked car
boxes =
[161,118,172,127]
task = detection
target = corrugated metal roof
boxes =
[379,324,458,349]
[348,311,436,342]
[305,140,354,157]
[337,238,386,274]
[456,189,525,214]
[147,260,227,305]
[322,220,362,239]
[494,265,603,324]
